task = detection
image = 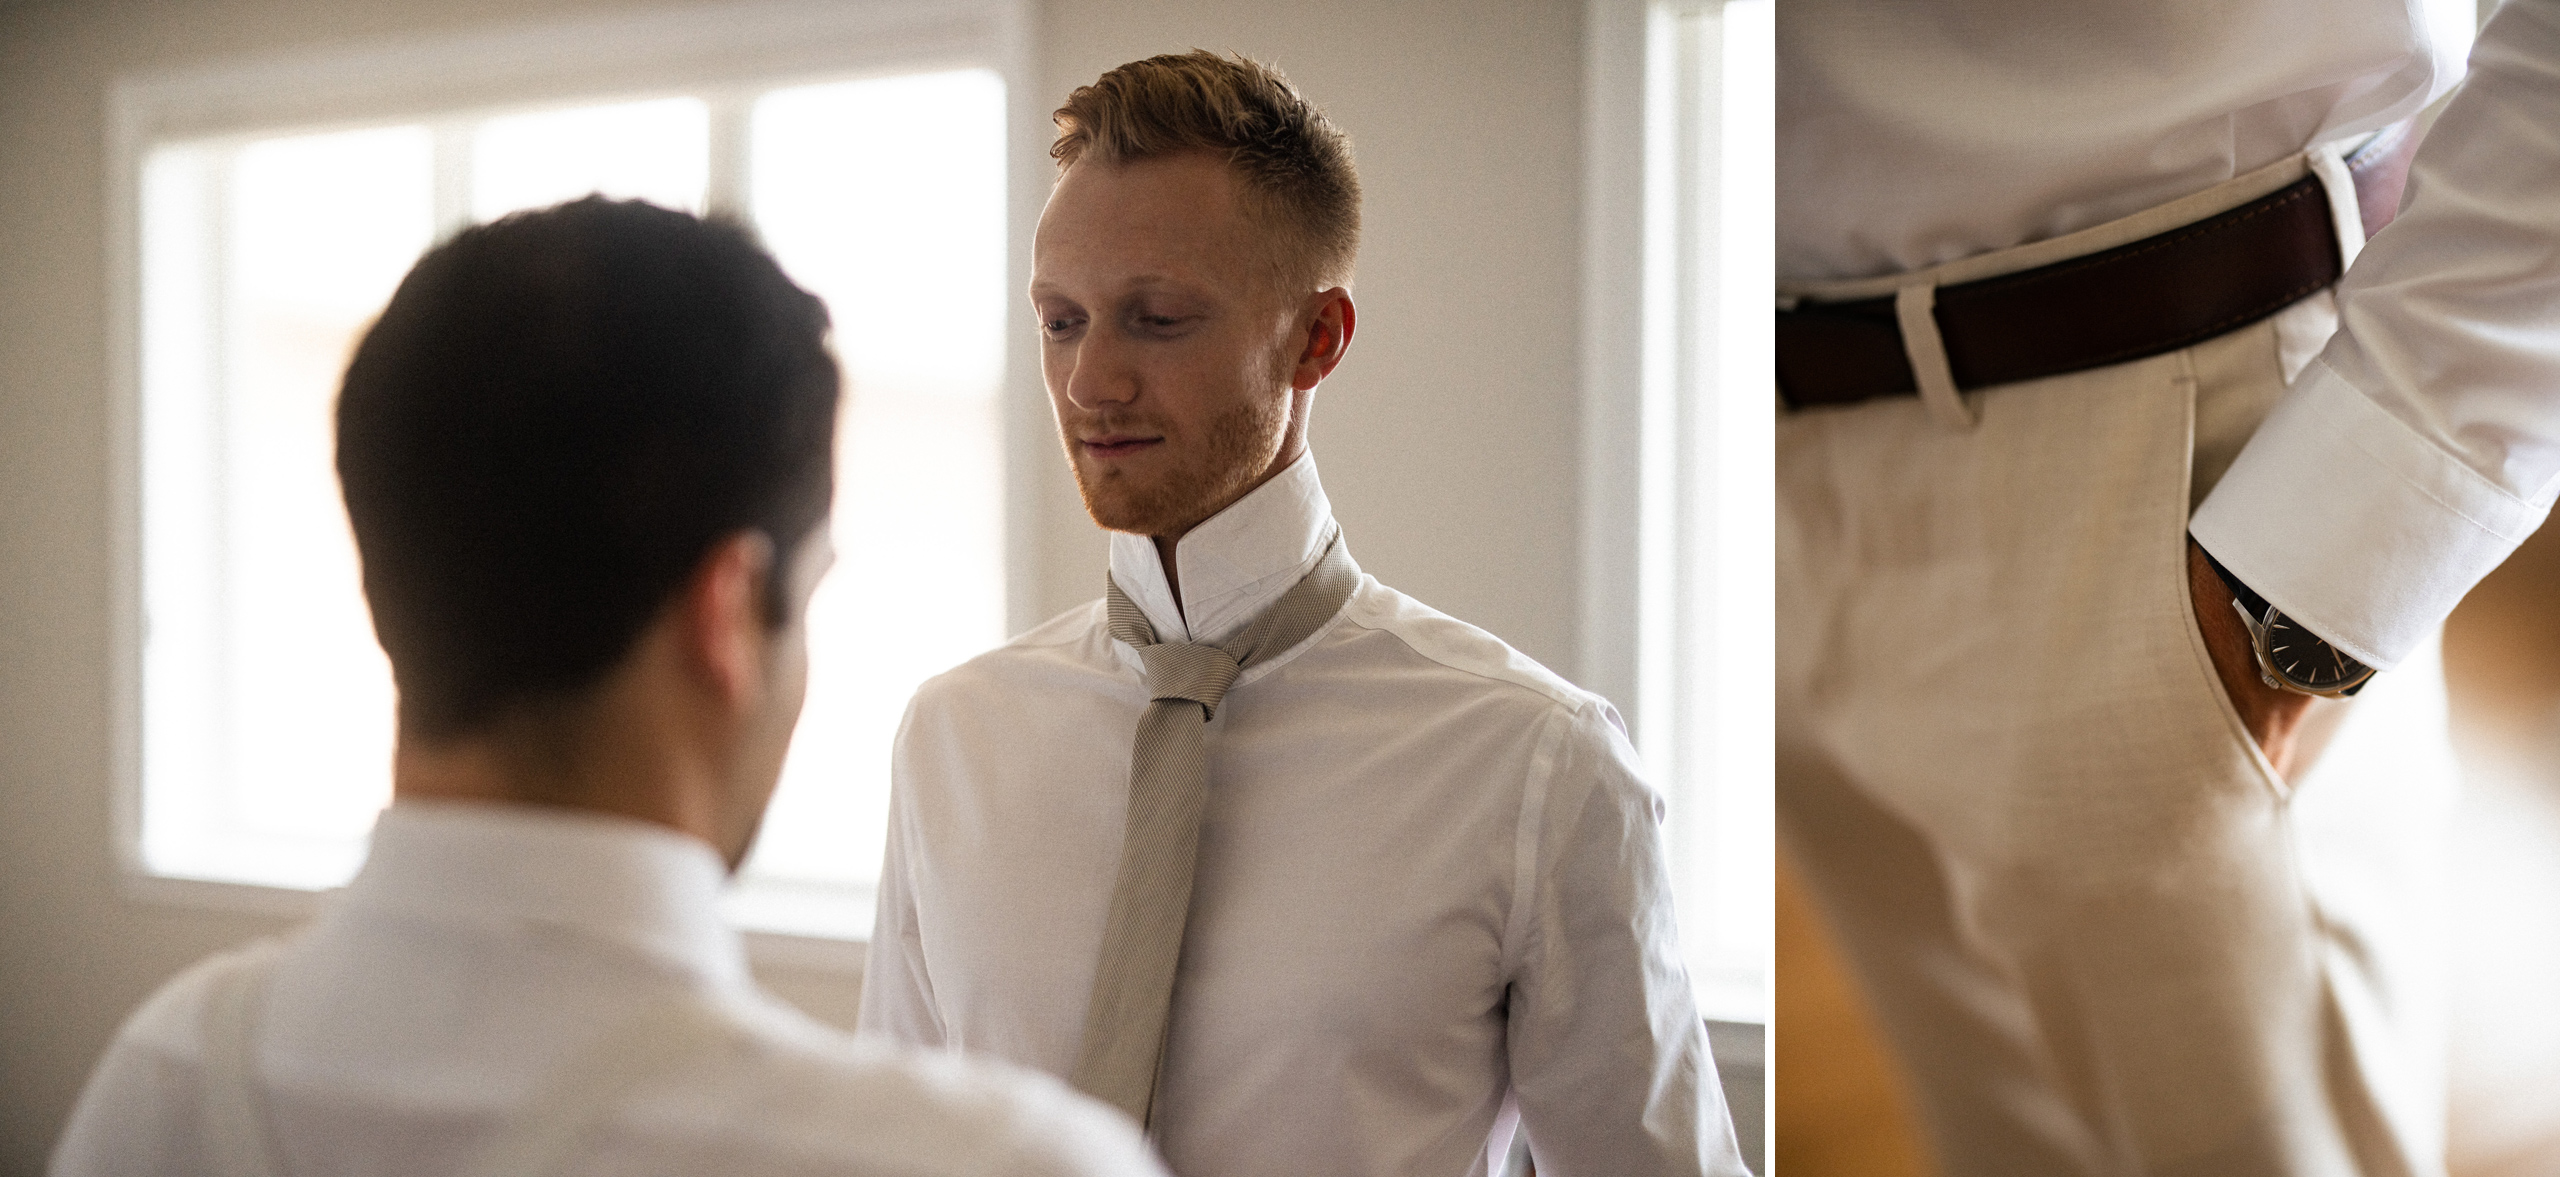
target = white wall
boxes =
[0,0,1588,1170]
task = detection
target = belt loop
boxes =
[1895,282,1975,428]
[2307,142,2367,270]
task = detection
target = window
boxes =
[1648,0,1774,1026]
[1581,0,1774,1026]
[116,1,1023,944]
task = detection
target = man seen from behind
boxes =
[52,197,1165,1177]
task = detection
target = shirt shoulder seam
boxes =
[1335,589,1595,715]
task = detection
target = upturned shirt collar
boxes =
[1107,451,1335,647]
[332,799,749,989]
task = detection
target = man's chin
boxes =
[1071,450,1276,539]
[1076,490,1169,536]
[1072,469,1185,536]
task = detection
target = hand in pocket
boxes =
[2186,539,2326,779]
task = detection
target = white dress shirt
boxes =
[1784,0,2560,672]
[860,454,1746,1177]
[1779,0,2473,282]
[52,802,1164,1177]
[2195,0,2560,670]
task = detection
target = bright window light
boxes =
[1640,0,1773,1024]
[472,97,710,220]
[142,127,430,890]
[1705,0,1775,1019]
[137,72,1009,944]
[739,69,1009,937]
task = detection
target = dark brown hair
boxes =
[336,197,838,740]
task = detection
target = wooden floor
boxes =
[1774,852,1936,1176]
[1774,519,2560,1177]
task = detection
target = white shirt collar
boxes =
[335,800,748,988]
[1108,451,1334,646]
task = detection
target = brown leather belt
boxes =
[1777,129,2418,409]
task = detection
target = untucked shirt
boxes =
[51,802,1165,1177]
[858,453,1747,1177]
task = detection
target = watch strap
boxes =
[2198,543,2273,622]
[2192,538,2372,697]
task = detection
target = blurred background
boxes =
[0,0,1773,1172]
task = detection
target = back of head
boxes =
[1051,49,1362,292]
[337,197,838,741]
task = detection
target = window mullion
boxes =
[1671,0,1715,958]
[205,143,241,848]
[432,119,474,237]
[706,91,755,222]
[1635,0,1685,790]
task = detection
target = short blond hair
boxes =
[1052,50,1361,291]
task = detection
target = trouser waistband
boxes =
[1775,126,2419,417]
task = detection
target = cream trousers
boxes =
[1778,157,2459,1177]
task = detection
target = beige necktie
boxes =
[1072,528,1360,1126]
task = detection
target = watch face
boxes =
[2261,613,2373,693]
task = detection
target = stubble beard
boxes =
[1065,390,1289,537]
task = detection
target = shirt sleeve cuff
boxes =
[2189,356,2549,670]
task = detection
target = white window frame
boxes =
[105,0,1044,970]
[1579,0,1773,1028]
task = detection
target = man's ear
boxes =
[682,530,777,710]
[1290,289,1356,392]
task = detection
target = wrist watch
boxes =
[2198,543,2375,697]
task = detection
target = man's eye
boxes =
[1136,314,1187,330]
[1040,316,1082,336]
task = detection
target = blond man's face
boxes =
[1029,152,1305,539]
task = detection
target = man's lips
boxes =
[1080,434,1163,460]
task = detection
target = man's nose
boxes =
[1062,329,1138,411]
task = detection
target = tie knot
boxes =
[1137,642,1242,718]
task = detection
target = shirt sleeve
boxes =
[856,703,947,1047]
[2189,0,2560,669]
[49,957,236,1177]
[1503,699,1751,1177]
[983,1072,1171,1177]
[51,1029,190,1177]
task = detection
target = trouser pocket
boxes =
[1777,333,2355,1174]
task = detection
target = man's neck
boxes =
[391,700,724,857]
[1142,438,1312,625]
[1151,533,1186,621]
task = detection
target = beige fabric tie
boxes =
[1072,528,1361,1126]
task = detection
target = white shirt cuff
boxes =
[2189,356,2549,670]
